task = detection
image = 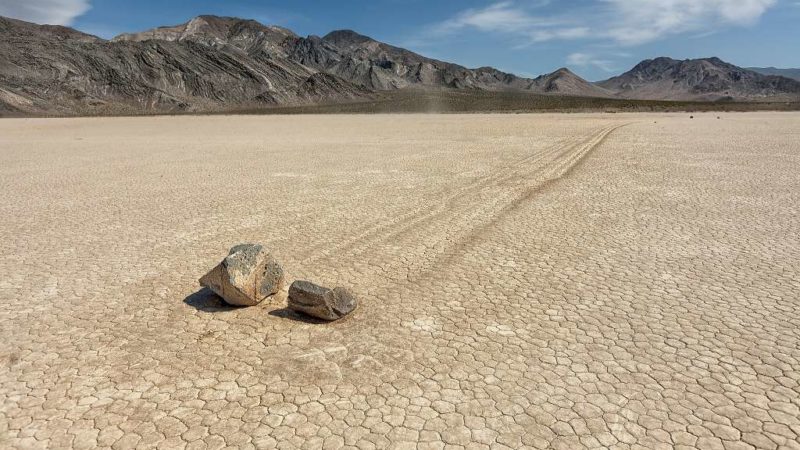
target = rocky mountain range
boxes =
[598,57,800,101]
[1,15,799,115]
[111,16,608,95]
[0,16,373,115]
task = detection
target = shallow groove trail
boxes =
[295,129,591,263]
[301,123,628,291]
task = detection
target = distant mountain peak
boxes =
[529,68,613,97]
[599,56,800,101]
[193,14,240,22]
[322,29,374,46]
[112,15,297,45]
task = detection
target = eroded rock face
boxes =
[199,244,284,306]
[287,280,357,321]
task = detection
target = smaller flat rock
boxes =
[199,243,284,306]
[287,280,357,321]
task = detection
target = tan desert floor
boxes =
[1,113,799,450]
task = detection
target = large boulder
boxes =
[287,280,357,321]
[199,244,284,306]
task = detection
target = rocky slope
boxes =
[598,57,800,101]
[2,15,798,115]
[115,21,562,92]
[285,29,537,91]
[112,15,299,56]
[527,68,614,98]
[0,16,371,115]
[1,15,610,115]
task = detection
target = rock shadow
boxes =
[268,307,328,324]
[183,287,241,313]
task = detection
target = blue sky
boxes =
[2,0,799,80]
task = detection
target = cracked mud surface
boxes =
[1,113,799,449]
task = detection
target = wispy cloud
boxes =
[566,52,617,73]
[439,1,552,34]
[434,1,587,44]
[604,0,777,45]
[531,27,590,43]
[0,0,91,25]
[431,0,777,46]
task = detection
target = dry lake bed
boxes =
[1,113,799,449]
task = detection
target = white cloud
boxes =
[439,2,556,34]
[0,0,91,26]
[432,0,776,46]
[531,27,590,43]
[436,1,587,44]
[566,52,616,72]
[605,0,777,45]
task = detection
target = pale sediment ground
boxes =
[1,113,798,449]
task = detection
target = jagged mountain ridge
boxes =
[112,15,298,56]
[93,17,800,103]
[114,19,561,93]
[598,57,800,101]
[2,15,799,115]
[1,15,616,115]
[0,16,371,115]
[112,18,624,97]
[289,29,535,91]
